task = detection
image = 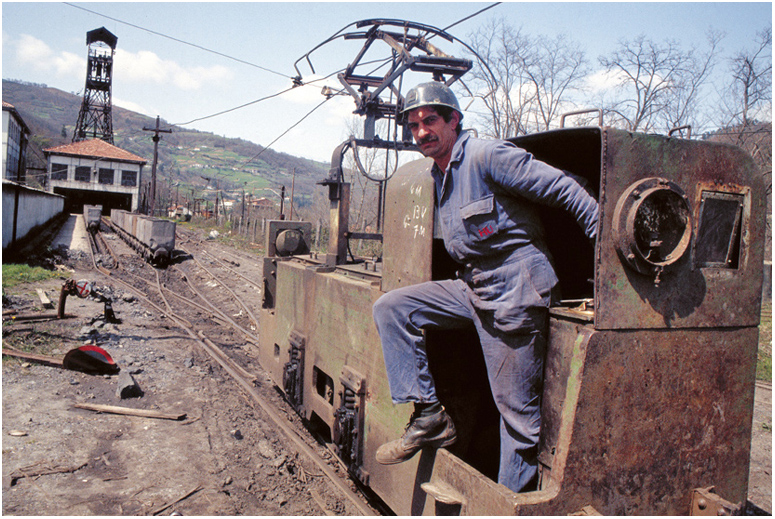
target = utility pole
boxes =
[279,185,286,220]
[241,183,246,226]
[289,168,296,221]
[215,179,220,223]
[142,116,172,216]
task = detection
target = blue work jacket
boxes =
[431,131,599,332]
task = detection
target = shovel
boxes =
[2,345,120,375]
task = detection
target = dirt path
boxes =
[2,222,367,515]
[749,381,772,513]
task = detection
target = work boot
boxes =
[376,404,457,465]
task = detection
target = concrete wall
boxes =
[2,179,65,249]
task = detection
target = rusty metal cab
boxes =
[258,127,765,515]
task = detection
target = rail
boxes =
[84,223,375,514]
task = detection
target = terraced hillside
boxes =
[3,79,328,212]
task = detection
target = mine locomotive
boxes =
[258,19,765,516]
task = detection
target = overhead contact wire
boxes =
[172,86,297,126]
[442,2,502,32]
[63,2,292,79]
[241,96,332,166]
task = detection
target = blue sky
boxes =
[2,2,772,162]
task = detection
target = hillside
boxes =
[2,79,329,209]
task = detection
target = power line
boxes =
[242,96,332,166]
[172,85,297,126]
[442,2,502,32]
[171,65,347,129]
[63,2,293,80]
[61,3,501,169]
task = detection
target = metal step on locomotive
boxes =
[257,19,766,515]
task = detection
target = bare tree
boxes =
[713,27,772,195]
[659,30,724,134]
[464,18,588,138]
[598,34,720,133]
[465,17,535,138]
[523,34,589,131]
[719,27,772,130]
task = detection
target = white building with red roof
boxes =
[44,138,147,212]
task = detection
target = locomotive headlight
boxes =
[275,229,304,256]
[613,177,692,283]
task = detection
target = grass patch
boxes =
[758,300,772,382]
[2,328,63,355]
[757,354,772,382]
[2,264,58,290]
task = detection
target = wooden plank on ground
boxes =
[35,288,53,309]
[73,403,186,421]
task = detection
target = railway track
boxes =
[8,217,764,514]
[84,224,379,515]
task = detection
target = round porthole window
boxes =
[612,178,692,280]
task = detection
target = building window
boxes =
[51,163,68,181]
[75,166,91,182]
[5,120,21,180]
[121,170,137,187]
[98,168,114,185]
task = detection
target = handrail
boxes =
[560,109,603,128]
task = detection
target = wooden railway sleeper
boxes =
[178,270,260,346]
[182,248,260,330]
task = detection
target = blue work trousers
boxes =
[373,273,548,493]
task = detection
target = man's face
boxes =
[407,106,459,165]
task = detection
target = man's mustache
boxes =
[418,136,438,146]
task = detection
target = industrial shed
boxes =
[44,139,146,213]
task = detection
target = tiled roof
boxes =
[44,139,147,164]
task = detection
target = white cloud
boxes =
[13,34,83,78]
[51,52,83,77]
[114,49,233,90]
[585,68,625,93]
[113,97,154,117]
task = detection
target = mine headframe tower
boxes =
[73,27,118,144]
